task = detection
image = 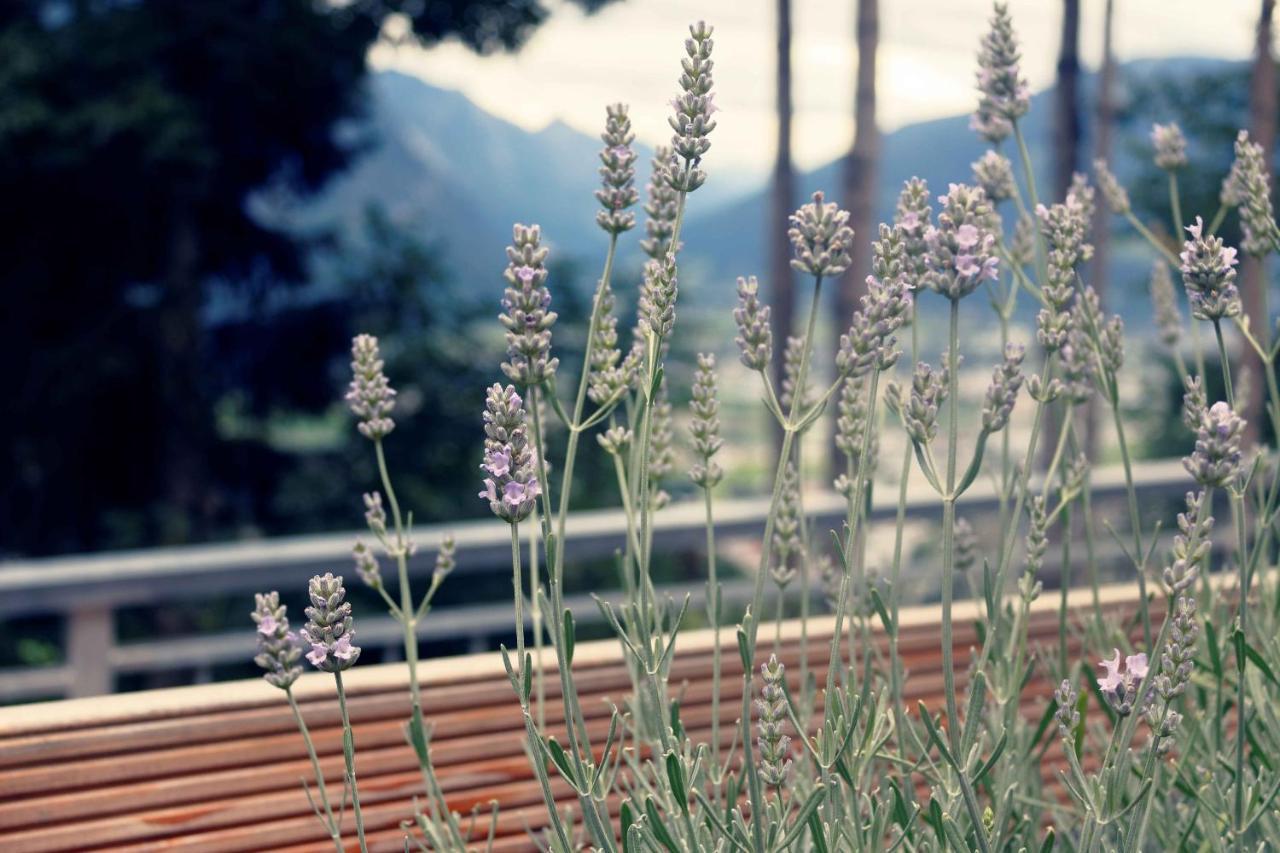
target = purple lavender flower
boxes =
[345,335,396,441]
[972,3,1029,143]
[1184,400,1245,487]
[981,342,1025,433]
[788,191,855,277]
[971,150,1016,203]
[925,183,998,299]
[1097,648,1148,715]
[251,592,303,690]
[479,383,541,523]
[596,104,639,235]
[1179,216,1241,321]
[500,225,559,386]
[1230,130,1279,255]
[301,573,360,673]
[1151,123,1188,171]
[667,22,716,193]
[641,147,681,259]
[733,275,773,372]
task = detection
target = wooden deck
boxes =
[0,581,1149,852]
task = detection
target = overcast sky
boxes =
[370,0,1263,176]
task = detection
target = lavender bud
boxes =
[755,655,793,787]
[500,225,559,386]
[595,104,639,235]
[789,191,855,277]
[1151,123,1188,172]
[981,342,1025,433]
[779,335,814,411]
[837,225,913,377]
[925,183,999,299]
[972,150,1016,203]
[1068,172,1097,225]
[1231,130,1278,256]
[1156,596,1198,701]
[434,534,457,583]
[1184,400,1245,487]
[345,334,397,441]
[1179,216,1241,321]
[641,147,681,259]
[638,253,678,341]
[895,177,934,287]
[587,281,628,406]
[1093,158,1131,215]
[734,275,773,372]
[1150,262,1183,348]
[352,541,381,589]
[1054,678,1080,740]
[904,361,949,444]
[954,517,979,574]
[1164,490,1213,593]
[971,2,1029,142]
[301,573,361,673]
[1009,213,1036,270]
[362,492,387,537]
[835,377,878,480]
[1020,496,1047,602]
[479,383,542,523]
[1026,373,1064,403]
[770,461,803,587]
[648,378,675,483]
[689,353,724,489]
[251,592,303,690]
[667,22,716,192]
[597,425,632,456]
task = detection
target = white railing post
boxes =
[66,605,113,698]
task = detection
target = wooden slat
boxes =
[0,580,1156,852]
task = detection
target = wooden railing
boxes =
[0,459,1193,702]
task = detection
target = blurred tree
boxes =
[768,0,795,459]
[1242,0,1276,444]
[1086,0,1116,458]
[0,0,616,556]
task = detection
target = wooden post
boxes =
[66,605,113,698]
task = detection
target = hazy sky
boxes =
[370,0,1263,176]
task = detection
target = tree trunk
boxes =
[1042,0,1082,467]
[1084,0,1115,459]
[1243,0,1275,446]
[769,0,796,457]
[833,0,879,479]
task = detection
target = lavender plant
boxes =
[253,5,1280,850]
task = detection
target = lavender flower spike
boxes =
[1093,158,1131,215]
[641,147,681,259]
[788,191,855,277]
[345,334,396,441]
[1096,648,1148,716]
[251,592,303,690]
[1231,130,1280,256]
[479,383,542,523]
[667,21,716,192]
[981,342,1025,433]
[1151,123,1188,171]
[1179,216,1241,321]
[595,104,638,235]
[972,150,1016,203]
[500,224,559,386]
[733,275,773,372]
[755,655,793,787]
[925,183,998,299]
[301,573,361,673]
[971,2,1029,143]
[1184,400,1245,487]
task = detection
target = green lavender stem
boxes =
[941,296,962,753]
[286,688,344,853]
[701,484,722,800]
[333,671,368,853]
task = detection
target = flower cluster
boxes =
[925,183,998,299]
[346,334,396,441]
[755,655,793,787]
[836,224,913,378]
[972,150,1016,203]
[981,342,1025,433]
[895,177,934,287]
[479,383,542,523]
[595,104,638,235]
[587,281,629,405]
[779,335,813,411]
[500,225,559,385]
[642,147,681,259]
[352,540,380,589]
[733,275,773,372]
[251,592,303,690]
[971,2,1029,142]
[1150,261,1182,348]
[1151,123,1188,171]
[301,573,361,673]
[638,253,679,341]
[1179,216,1240,321]
[668,22,716,192]
[1097,649,1148,716]
[788,191,855,277]
[1184,400,1245,487]
[688,353,723,489]
[648,379,675,490]
[1230,130,1278,255]
[770,461,803,587]
[835,378,878,487]
[1019,496,1046,602]
[1164,490,1213,593]
[904,360,949,444]
[1093,158,1130,215]
[1155,596,1198,702]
